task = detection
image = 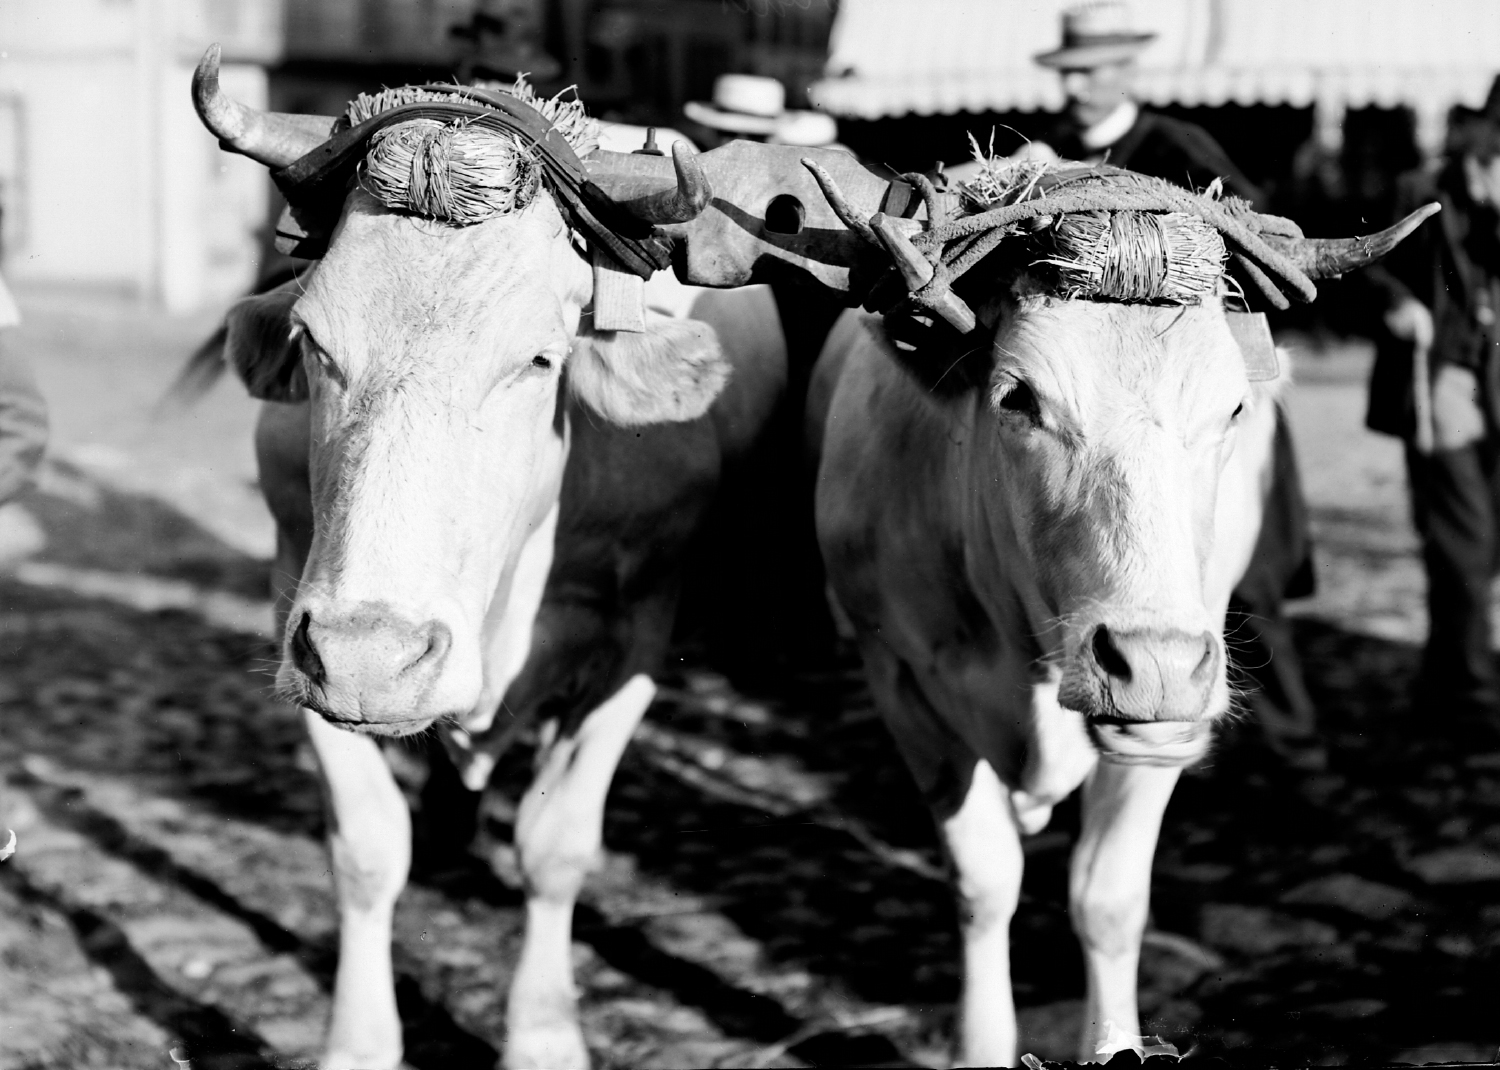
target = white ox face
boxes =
[283,191,588,734]
[979,288,1256,764]
[249,189,727,735]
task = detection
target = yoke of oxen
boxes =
[193,42,1439,338]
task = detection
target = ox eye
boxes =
[302,338,344,387]
[1230,401,1245,421]
[995,378,1042,425]
[531,355,553,371]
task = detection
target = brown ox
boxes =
[806,177,1433,1065]
[193,54,798,1069]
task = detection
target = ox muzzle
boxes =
[1059,622,1223,765]
[285,601,455,735]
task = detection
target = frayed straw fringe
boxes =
[360,119,542,224]
[345,86,457,127]
[344,77,599,157]
[475,78,599,158]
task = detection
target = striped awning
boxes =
[811,0,1500,127]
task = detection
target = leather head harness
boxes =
[269,84,672,279]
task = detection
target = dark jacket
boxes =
[1052,108,1266,207]
[0,277,46,502]
[0,335,46,503]
[1365,165,1500,438]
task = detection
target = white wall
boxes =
[159,59,269,311]
[0,0,275,309]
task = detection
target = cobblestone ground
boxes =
[1,294,1498,1068]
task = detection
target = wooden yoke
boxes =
[270,127,917,304]
[587,142,918,302]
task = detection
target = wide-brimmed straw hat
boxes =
[683,74,838,146]
[1034,2,1156,70]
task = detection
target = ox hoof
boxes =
[506,1018,590,1070]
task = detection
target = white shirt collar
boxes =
[1080,101,1139,152]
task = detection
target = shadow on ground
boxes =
[3,473,1499,1067]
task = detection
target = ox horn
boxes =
[192,44,334,168]
[617,141,714,224]
[870,214,977,334]
[1263,202,1441,280]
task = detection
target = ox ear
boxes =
[223,284,308,403]
[568,313,731,425]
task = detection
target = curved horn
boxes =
[193,44,334,168]
[802,158,880,246]
[619,141,714,224]
[1263,202,1441,280]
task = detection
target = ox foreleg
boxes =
[943,757,1025,1069]
[1069,761,1180,1062]
[306,708,411,1070]
[505,673,655,1070]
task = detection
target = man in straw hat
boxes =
[1366,82,1500,744]
[1037,0,1262,203]
[684,73,841,150]
[1031,2,1323,766]
[1038,2,1260,201]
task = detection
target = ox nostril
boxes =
[1190,630,1216,684]
[1091,624,1133,682]
[290,611,326,684]
[389,619,452,680]
[414,620,452,670]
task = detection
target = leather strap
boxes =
[271,85,672,277]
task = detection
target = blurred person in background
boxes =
[450,0,561,85]
[1030,1,1323,765]
[1367,82,1500,745]
[683,73,842,152]
[0,268,48,557]
[1037,1,1263,204]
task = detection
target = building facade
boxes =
[0,0,837,310]
[0,0,283,311]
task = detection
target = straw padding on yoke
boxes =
[858,160,1314,315]
[361,120,545,225]
[914,166,1319,311]
[1039,210,1227,304]
[272,82,670,277]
